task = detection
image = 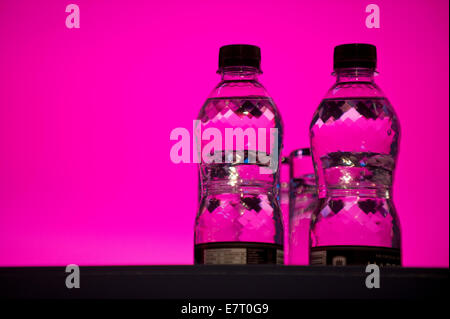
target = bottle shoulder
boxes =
[324,81,386,99]
[198,80,283,124]
[315,81,399,123]
[310,82,400,144]
[208,80,272,99]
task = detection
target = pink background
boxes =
[0,0,448,267]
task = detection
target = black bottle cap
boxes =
[218,44,261,71]
[333,43,377,69]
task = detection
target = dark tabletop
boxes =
[0,265,447,300]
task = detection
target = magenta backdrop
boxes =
[0,0,448,267]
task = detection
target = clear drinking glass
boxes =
[288,148,318,265]
[280,156,290,263]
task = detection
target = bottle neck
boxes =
[334,68,376,83]
[220,66,261,81]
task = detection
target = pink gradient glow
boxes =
[0,0,448,267]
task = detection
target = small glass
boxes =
[288,148,318,265]
[280,156,290,263]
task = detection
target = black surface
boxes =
[333,43,377,69]
[0,265,447,300]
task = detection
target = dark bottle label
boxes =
[195,242,284,265]
[310,246,401,266]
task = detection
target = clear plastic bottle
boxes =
[309,44,401,266]
[194,45,284,264]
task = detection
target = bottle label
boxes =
[195,242,284,265]
[310,246,401,266]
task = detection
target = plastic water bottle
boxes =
[194,45,284,264]
[309,44,401,266]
